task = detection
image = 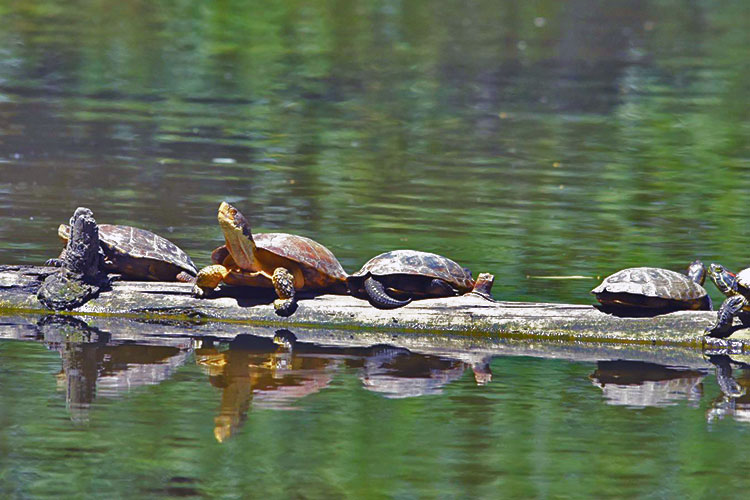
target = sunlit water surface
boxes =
[1,0,749,497]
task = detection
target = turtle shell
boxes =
[591,267,709,309]
[97,225,197,280]
[213,233,348,290]
[255,233,347,284]
[350,250,474,292]
[60,223,197,281]
[736,268,750,289]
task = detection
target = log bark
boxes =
[1,264,748,348]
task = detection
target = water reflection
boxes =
[35,315,192,423]
[21,318,750,439]
[196,330,489,441]
[589,360,705,408]
[706,355,750,424]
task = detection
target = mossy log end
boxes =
[1,265,748,347]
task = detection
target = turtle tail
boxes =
[364,276,411,309]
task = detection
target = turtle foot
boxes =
[273,297,297,317]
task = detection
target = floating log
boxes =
[1,264,749,348]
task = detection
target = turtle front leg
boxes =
[425,278,458,297]
[193,265,230,298]
[272,267,297,316]
[705,295,748,338]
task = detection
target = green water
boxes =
[3,328,750,499]
[1,0,750,497]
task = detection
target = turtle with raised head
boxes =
[704,264,750,338]
[192,202,348,315]
[347,250,493,309]
[591,260,711,311]
[48,223,197,282]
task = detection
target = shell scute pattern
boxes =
[736,268,750,288]
[254,233,347,281]
[100,224,197,274]
[354,250,474,291]
[592,267,705,301]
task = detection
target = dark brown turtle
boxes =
[48,223,197,282]
[591,260,711,311]
[193,202,348,315]
[348,250,491,309]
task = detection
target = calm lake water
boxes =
[1,0,749,497]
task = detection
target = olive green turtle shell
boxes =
[212,233,348,288]
[61,224,197,280]
[591,267,708,308]
[349,250,474,292]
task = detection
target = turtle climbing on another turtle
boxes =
[347,250,493,309]
[192,202,349,316]
[704,263,750,338]
[48,223,197,282]
[38,207,112,310]
[591,260,711,312]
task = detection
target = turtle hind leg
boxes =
[272,267,297,316]
[706,295,748,338]
[364,276,411,309]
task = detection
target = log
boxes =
[1,264,748,349]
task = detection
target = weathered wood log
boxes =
[1,265,749,348]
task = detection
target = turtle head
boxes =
[686,259,707,286]
[57,224,71,244]
[708,263,737,296]
[217,202,258,270]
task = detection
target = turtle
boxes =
[704,263,750,338]
[47,222,197,282]
[591,260,711,311]
[192,202,349,315]
[347,250,492,309]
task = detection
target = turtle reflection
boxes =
[360,346,467,398]
[195,333,339,442]
[590,360,705,408]
[706,355,750,423]
[37,315,192,423]
[197,330,487,442]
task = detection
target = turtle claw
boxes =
[45,258,64,267]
